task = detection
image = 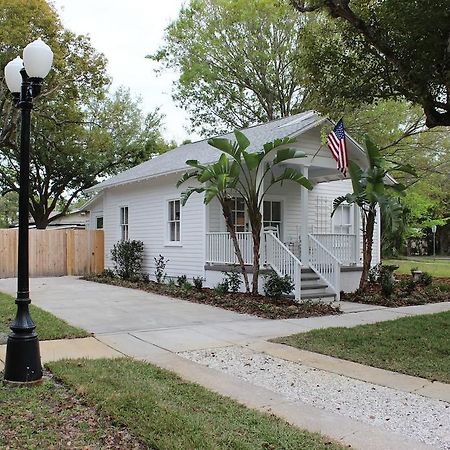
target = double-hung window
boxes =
[263,200,282,237]
[333,204,352,234]
[168,199,181,242]
[120,206,128,241]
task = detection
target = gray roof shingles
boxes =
[88,111,321,192]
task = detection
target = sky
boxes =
[52,0,200,144]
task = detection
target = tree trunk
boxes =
[359,207,376,291]
[221,201,250,293]
[251,210,262,295]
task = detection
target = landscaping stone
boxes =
[181,346,450,450]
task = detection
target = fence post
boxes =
[66,230,75,275]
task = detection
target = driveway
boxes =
[1,276,448,357]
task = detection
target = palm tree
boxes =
[332,137,415,290]
[177,153,251,292]
[204,130,313,294]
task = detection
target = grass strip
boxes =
[48,358,345,450]
[383,258,450,277]
[0,378,145,449]
[0,292,88,340]
[273,311,450,383]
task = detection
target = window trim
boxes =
[119,206,129,241]
[332,203,353,234]
[165,198,182,246]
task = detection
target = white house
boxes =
[83,111,381,301]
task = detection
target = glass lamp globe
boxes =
[23,38,53,79]
[4,56,24,93]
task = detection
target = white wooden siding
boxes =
[103,174,205,279]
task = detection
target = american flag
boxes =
[327,119,348,176]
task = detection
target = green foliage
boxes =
[333,137,415,289]
[0,1,166,229]
[154,254,169,283]
[0,192,18,228]
[150,0,308,135]
[264,272,294,299]
[214,281,229,295]
[379,266,396,297]
[177,274,188,287]
[192,276,204,290]
[179,130,312,294]
[296,1,450,128]
[111,240,145,280]
[223,270,242,294]
[418,272,433,286]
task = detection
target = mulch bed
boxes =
[341,274,450,307]
[82,274,341,319]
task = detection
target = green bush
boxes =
[192,276,204,290]
[214,281,229,295]
[379,265,395,297]
[110,240,144,280]
[434,283,450,292]
[222,270,242,293]
[418,272,433,286]
[177,275,188,287]
[264,272,294,299]
[154,255,169,283]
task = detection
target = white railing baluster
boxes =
[308,234,341,301]
[310,233,357,266]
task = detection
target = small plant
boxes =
[193,276,204,291]
[418,271,433,286]
[166,278,176,289]
[368,262,382,284]
[101,268,116,278]
[264,272,294,299]
[154,254,169,283]
[177,275,188,287]
[410,266,419,275]
[223,270,242,293]
[111,240,144,280]
[379,265,397,297]
[214,281,229,295]
[434,283,450,292]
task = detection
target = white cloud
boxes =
[52,0,200,144]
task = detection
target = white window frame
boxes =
[166,199,182,245]
[263,200,282,238]
[120,206,129,241]
[95,215,104,230]
[333,203,353,234]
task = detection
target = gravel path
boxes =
[181,347,450,450]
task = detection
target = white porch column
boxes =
[300,165,309,265]
[354,205,361,265]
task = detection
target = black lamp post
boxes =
[3,39,53,384]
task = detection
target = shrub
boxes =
[193,276,204,291]
[223,270,242,293]
[434,283,450,292]
[111,240,144,280]
[418,271,433,286]
[154,255,169,283]
[214,281,229,295]
[177,275,188,287]
[101,268,116,278]
[379,265,397,297]
[368,262,382,284]
[264,272,294,299]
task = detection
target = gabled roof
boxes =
[86,111,325,193]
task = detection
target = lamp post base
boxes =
[3,334,42,383]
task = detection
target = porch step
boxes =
[300,291,337,302]
[300,280,328,290]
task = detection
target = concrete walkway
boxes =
[1,276,449,450]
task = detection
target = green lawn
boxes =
[383,258,450,277]
[0,378,145,449]
[45,358,345,450]
[0,292,88,340]
[273,311,450,383]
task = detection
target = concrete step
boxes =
[300,291,337,301]
[300,281,328,290]
[300,272,320,281]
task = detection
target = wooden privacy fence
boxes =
[0,229,104,278]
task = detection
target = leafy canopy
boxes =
[150,0,309,135]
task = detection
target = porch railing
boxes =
[311,233,357,266]
[265,231,302,300]
[205,232,253,265]
[308,233,341,300]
